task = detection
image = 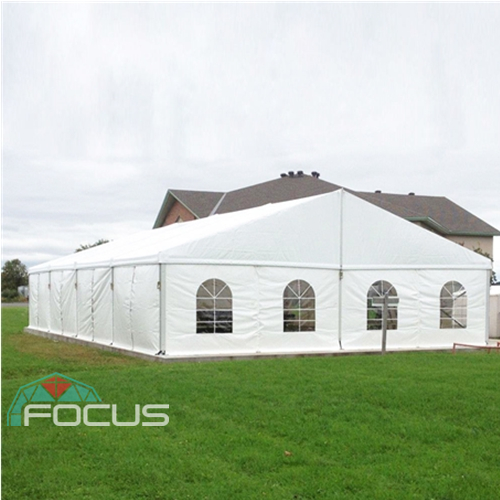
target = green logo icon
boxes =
[7,373,101,426]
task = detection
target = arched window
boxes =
[440,281,467,329]
[367,281,398,330]
[196,279,232,334]
[283,280,315,332]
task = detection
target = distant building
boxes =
[154,172,500,256]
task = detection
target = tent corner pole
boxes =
[110,267,115,346]
[338,189,344,350]
[159,264,167,355]
[485,268,491,345]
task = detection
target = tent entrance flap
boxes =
[113,265,161,355]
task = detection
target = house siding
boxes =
[445,235,494,258]
[163,200,196,226]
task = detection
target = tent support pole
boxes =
[75,270,79,338]
[48,271,52,333]
[159,264,167,355]
[256,267,262,354]
[338,189,344,350]
[110,267,114,345]
[36,274,40,327]
[485,269,491,344]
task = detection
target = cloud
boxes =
[2,3,500,273]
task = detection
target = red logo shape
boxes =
[42,376,72,398]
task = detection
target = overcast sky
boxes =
[2,3,500,273]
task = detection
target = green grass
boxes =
[2,306,500,499]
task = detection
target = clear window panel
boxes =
[197,285,212,298]
[283,298,300,310]
[283,280,316,332]
[215,298,232,310]
[196,310,215,322]
[440,281,467,329]
[196,279,233,334]
[366,280,398,331]
[215,322,232,334]
[214,280,231,297]
[367,319,383,330]
[197,298,215,310]
[300,298,315,310]
[300,309,315,322]
[284,310,299,321]
[300,320,315,332]
[287,281,301,296]
[215,310,232,322]
[196,322,214,334]
[284,320,300,332]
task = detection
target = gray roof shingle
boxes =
[355,192,500,236]
[216,175,343,214]
[154,174,500,236]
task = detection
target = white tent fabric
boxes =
[30,193,343,271]
[341,193,486,269]
[28,190,491,357]
[490,287,500,338]
[28,273,39,330]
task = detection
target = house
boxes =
[153,172,500,257]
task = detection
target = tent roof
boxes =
[31,191,491,273]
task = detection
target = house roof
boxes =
[153,174,500,237]
[354,191,500,236]
[153,189,224,228]
[216,175,343,214]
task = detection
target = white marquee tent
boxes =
[27,190,491,358]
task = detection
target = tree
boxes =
[472,247,497,285]
[1,259,28,292]
[75,239,109,253]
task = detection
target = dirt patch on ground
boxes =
[10,333,142,366]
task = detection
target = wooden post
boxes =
[371,294,398,356]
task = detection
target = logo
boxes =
[7,373,169,427]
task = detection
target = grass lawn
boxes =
[2,306,500,499]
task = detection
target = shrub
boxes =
[1,289,20,301]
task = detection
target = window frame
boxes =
[196,279,233,334]
[367,280,398,331]
[440,281,467,329]
[283,279,316,332]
